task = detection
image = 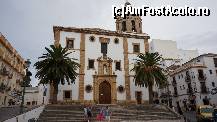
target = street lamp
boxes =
[20,59,32,114]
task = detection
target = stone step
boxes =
[38,104,180,121]
[40,112,176,118]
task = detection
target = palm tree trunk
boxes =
[53,82,58,104]
[148,85,153,104]
[49,82,54,104]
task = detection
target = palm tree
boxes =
[132,52,167,104]
[34,45,79,104]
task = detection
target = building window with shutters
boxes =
[101,43,107,56]
[66,38,74,49]
[214,58,217,67]
[133,43,140,53]
[115,61,121,71]
[88,59,95,69]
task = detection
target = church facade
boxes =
[51,3,150,104]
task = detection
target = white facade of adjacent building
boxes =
[149,39,199,68]
[24,85,49,106]
[161,53,217,109]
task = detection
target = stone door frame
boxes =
[93,75,117,104]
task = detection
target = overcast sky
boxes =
[0,0,217,86]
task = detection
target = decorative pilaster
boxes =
[123,37,131,100]
[144,39,149,52]
[78,33,85,101]
[54,29,60,47]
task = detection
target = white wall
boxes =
[4,105,45,122]
[150,39,179,59]
[54,31,149,102]
[178,49,199,64]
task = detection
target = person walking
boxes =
[213,109,217,122]
[83,105,88,121]
[104,106,111,121]
[97,107,104,121]
[87,105,92,122]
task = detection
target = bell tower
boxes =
[115,1,143,33]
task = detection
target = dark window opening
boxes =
[101,43,107,56]
[198,69,204,78]
[88,60,94,69]
[114,38,119,44]
[209,70,213,74]
[122,21,126,31]
[131,20,136,32]
[64,91,71,99]
[115,61,121,71]
[212,82,215,87]
[200,82,207,93]
[214,58,217,67]
[133,44,140,53]
[27,102,31,105]
[66,39,74,48]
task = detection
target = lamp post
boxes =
[20,59,32,114]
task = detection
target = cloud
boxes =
[176,31,217,54]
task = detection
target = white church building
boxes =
[45,2,151,104]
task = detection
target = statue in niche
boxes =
[103,64,108,75]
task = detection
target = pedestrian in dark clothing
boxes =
[213,109,217,122]
[87,105,92,121]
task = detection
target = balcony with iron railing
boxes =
[197,74,206,82]
[172,80,177,86]
[173,90,178,97]
[187,88,193,94]
[198,74,207,81]
[185,75,191,82]
[201,85,208,94]
[0,67,9,76]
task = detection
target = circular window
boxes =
[117,85,125,93]
[85,85,92,93]
[114,38,119,44]
[89,36,95,42]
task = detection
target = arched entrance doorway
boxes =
[99,81,111,104]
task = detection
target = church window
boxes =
[131,20,136,32]
[88,59,95,69]
[114,38,119,44]
[89,36,95,42]
[122,21,126,31]
[115,61,121,71]
[66,38,74,49]
[101,43,107,55]
[133,43,140,53]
